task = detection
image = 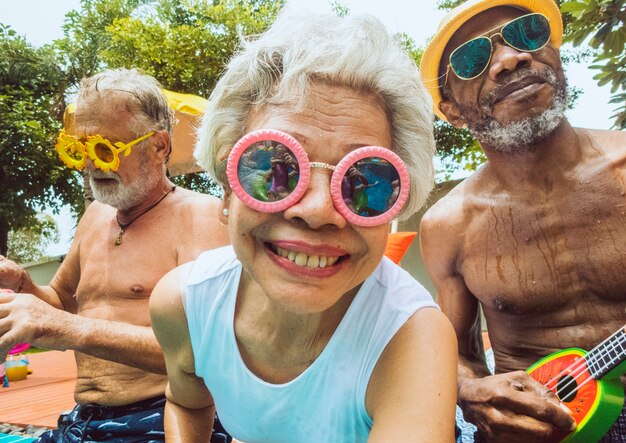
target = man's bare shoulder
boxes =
[577,127,626,159]
[422,170,493,229]
[420,179,469,261]
[423,181,466,224]
[169,187,221,210]
[75,201,115,234]
[167,187,223,226]
[83,200,116,218]
[166,187,229,261]
[579,127,626,142]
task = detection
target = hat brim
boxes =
[420,0,563,122]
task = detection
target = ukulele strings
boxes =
[551,331,625,398]
[554,333,625,399]
[555,334,626,399]
[545,329,626,399]
[543,327,625,389]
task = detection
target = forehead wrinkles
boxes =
[75,93,138,133]
[248,85,389,140]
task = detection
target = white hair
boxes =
[195,11,436,219]
[78,68,174,136]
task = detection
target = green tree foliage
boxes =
[56,0,149,88]
[430,0,596,178]
[562,0,625,128]
[1,0,285,257]
[103,0,284,97]
[0,25,83,256]
[7,213,60,264]
[56,0,284,194]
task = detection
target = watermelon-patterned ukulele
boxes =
[527,326,626,443]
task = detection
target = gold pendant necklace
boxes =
[115,230,124,246]
[114,186,176,246]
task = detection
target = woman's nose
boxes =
[283,170,347,230]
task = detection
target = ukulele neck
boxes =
[586,328,626,379]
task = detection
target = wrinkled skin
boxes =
[421,6,626,442]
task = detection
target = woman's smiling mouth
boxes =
[265,241,350,275]
[269,244,342,269]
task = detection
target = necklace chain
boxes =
[114,186,176,246]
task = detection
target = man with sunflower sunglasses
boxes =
[0,69,230,442]
[419,0,626,441]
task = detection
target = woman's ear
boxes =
[219,189,231,225]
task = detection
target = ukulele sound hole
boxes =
[556,375,577,402]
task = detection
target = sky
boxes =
[0,0,617,255]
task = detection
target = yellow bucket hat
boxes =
[420,0,563,122]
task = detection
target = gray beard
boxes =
[90,152,161,210]
[463,68,568,154]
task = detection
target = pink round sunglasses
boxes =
[226,129,410,227]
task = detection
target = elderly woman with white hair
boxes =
[150,10,457,443]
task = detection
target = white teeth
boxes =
[295,252,308,267]
[275,246,340,269]
[306,255,319,268]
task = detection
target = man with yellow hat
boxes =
[419,0,626,441]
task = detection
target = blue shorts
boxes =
[35,396,231,443]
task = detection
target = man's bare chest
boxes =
[75,228,177,307]
[459,190,626,313]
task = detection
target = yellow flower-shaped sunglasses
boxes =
[55,130,155,172]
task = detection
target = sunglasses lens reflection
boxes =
[451,14,550,80]
[502,13,550,51]
[341,157,401,217]
[237,140,300,203]
[94,143,115,163]
[66,140,86,161]
[450,37,492,79]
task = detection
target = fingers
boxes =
[0,323,21,365]
[0,295,35,360]
[0,291,16,303]
[0,257,25,292]
[471,402,574,442]
[460,372,577,441]
[489,380,574,429]
[477,409,558,442]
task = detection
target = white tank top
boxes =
[183,245,438,443]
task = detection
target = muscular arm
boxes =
[420,203,575,442]
[0,254,66,310]
[0,241,166,373]
[150,264,216,442]
[366,308,458,442]
[419,207,490,385]
[0,290,165,371]
[0,226,82,361]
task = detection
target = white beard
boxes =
[473,95,566,154]
[90,152,161,210]
[463,68,568,154]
